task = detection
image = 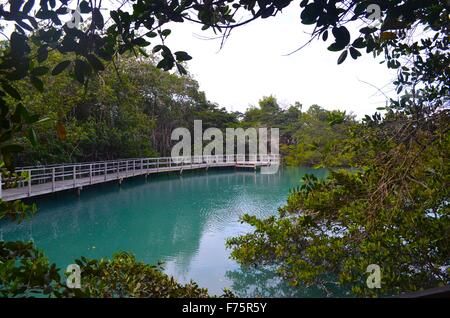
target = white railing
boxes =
[0,154,279,200]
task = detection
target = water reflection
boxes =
[0,167,331,296]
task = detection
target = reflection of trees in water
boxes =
[0,170,263,268]
[226,267,346,298]
[0,167,334,293]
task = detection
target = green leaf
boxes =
[1,83,21,100]
[74,59,91,84]
[12,103,30,122]
[349,47,362,60]
[16,20,34,32]
[337,50,348,65]
[31,66,49,76]
[332,26,350,47]
[92,8,104,29]
[327,42,343,52]
[176,63,187,75]
[23,0,35,14]
[28,127,38,147]
[152,45,163,53]
[300,3,320,25]
[10,31,29,59]
[360,27,377,34]
[133,38,151,47]
[174,51,192,62]
[37,45,48,63]
[35,117,50,124]
[138,48,149,57]
[86,54,105,71]
[352,38,365,49]
[80,1,91,13]
[30,76,44,92]
[160,29,171,37]
[51,60,71,75]
[156,57,174,71]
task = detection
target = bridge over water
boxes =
[0,154,279,201]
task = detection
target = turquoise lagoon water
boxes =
[0,166,337,297]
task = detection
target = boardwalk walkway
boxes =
[0,155,278,201]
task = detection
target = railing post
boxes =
[89,164,92,184]
[52,167,55,191]
[133,160,135,176]
[104,162,107,181]
[117,162,119,178]
[73,166,76,186]
[157,158,159,171]
[28,170,31,196]
[126,161,128,176]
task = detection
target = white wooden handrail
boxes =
[0,154,280,200]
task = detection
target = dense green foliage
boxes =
[281,105,356,167]
[11,52,238,165]
[228,110,450,296]
[0,241,234,297]
[240,96,359,167]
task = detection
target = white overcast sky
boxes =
[164,5,397,118]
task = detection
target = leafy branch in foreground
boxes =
[0,241,234,298]
[227,110,450,297]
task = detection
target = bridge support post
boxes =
[118,178,123,186]
[76,186,82,197]
[28,169,32,196]
[73,166,76,187]
[52,167,55,191]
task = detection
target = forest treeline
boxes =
[11,51,357,167]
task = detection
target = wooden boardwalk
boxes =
[0,155,278,201]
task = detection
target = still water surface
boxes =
[0,167,338,297]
